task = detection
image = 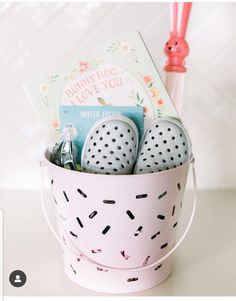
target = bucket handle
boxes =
[40,159,197,272]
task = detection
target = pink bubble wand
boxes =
[164,2,192,115]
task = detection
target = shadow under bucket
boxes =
[41,150,196,294]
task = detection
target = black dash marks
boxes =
[155,264,162,271]
[70,231,78,238]
[89,211,97,219]
[173,222,178,228]
[91,249,102,253]
[103,200,115,204]
[177,182,181,191]
[127,278,138,282]
[53,196,57,205]
[70,264,76,274]
[151,231,160,240]
[126,210,135,220]
[172,205,176,216]
[136,194,148,199]
[157,214,165,220]
[76,217,84,228]
[77,188,87,198]
[121,250,130,260]
[63,191,69,202]
[60,214,66,222]
[51,179,54,185]
[143,255,150,266]
[161,243,168,249]
[158,191,167,200]
[134,226,143,237]
[102,225,111,235]
[97,267,108,272]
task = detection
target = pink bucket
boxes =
[41,150,196,294]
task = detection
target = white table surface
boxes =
[1,189,236,296]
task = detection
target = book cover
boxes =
[24,31,179,133]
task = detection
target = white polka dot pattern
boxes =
[81,115,139,175]
[134,118,192,174]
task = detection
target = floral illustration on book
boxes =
[129,74,166,119]
[142,74,165,118]
[39,74,59,107]
[39,59,101,118]
[97,97,112,106]
[106,41,139,63]
[64,59,101,82]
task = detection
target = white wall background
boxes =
[0,2,235,190]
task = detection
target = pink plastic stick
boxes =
[171,2,178,35]
[164,2,192,115]
[180,3,192,38]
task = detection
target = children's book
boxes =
[24,31,179,133]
